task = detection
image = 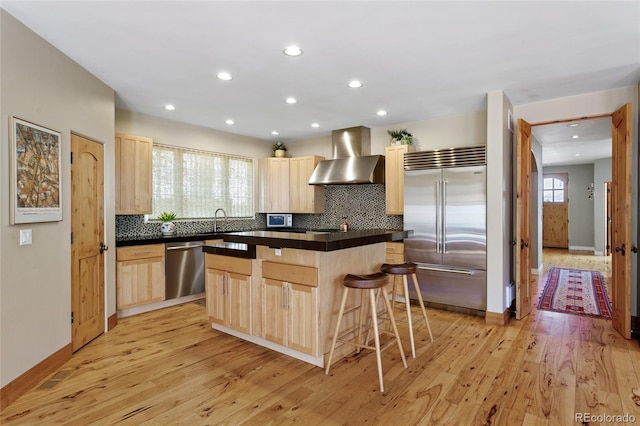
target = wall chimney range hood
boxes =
[308,126,385,185]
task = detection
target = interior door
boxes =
[71,134,105,351]
[611,103,632,339]
[516,119,532,320]
[542,173,569,248]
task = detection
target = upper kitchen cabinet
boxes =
[289,156,325,214]
[385,145,414,215]
[258,157,290,213]
[115,133,153,214]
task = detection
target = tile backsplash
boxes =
[116,184,403,238]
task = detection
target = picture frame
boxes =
[9,116,62,224]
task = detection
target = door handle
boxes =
[520,239,529,249]
[615,244,626,256]
[99,242,109,254]
[631,245,638,254]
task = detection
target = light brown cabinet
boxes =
[385,145,414,215]
[385,242,405,296]
[116,244,165,309]
[257,157,290,213]
[262,261,318,355]
[258,155,325,214]
[289,156,325,213]
[115,133,153,214]
[205,254,252,335]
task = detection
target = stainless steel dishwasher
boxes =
[165,241,205,299]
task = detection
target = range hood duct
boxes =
[308,126,385,185]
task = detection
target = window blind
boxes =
[152,144,254,219]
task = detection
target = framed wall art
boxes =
[10,116,62,224]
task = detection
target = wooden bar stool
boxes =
[325,272,407,393]
[381,262,434,358]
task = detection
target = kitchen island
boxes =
[202,229,409,368]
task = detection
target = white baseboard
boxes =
[568,245,595,252]
[531,264,543,275]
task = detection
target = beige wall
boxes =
[289,110,487,158]
[116,109,271,158]
[0,11,115,387]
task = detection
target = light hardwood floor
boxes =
[2,250,639,425]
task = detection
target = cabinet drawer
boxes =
[262,262,318,287]
[206,254,252,275]
[117,244,165,261]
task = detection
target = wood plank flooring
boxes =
[2,250,639,425]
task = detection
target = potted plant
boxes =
[158,211,177,236]
[273,141,287,158]
[387,128,415,146]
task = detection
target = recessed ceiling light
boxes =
[164,104,175,111]
[348,80,363,88]
[567,123,580,127]
[283,45,303,56]
[285,97,297,104]
[311,123,319,128]
[572,135,579,139]
[575,153,581,157]
[225,119,235,125]
[376,110,387,116]
[217,72,232,81]
[271,130,279,136]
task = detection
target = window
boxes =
[543,176,566,203]
[152,144,253,219]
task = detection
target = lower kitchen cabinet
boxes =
[386,242,405,296]
[116,244,165,309]
[205,254,252,335]
[262,261,318,356]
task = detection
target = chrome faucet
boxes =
[214,208,227,233]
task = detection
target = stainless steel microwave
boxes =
[266,213,292,228]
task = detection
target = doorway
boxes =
[517,105,632,339]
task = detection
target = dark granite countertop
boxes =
[116,229,410,251]
[203,242,256,259]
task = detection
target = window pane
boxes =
[152,144,253,219]
[554,189,564,202]
[543,190,554,202]
[554,179,564,190]
[543,178,554,190]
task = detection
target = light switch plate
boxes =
[20,229,33,246]
[275,248,282,256]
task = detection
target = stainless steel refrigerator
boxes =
[404,145,487,311]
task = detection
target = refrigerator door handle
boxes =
[435,180,441,254]
[417,265,474,275]
[442,180,447,254]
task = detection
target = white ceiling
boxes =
[2,1,639,165]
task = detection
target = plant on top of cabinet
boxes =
[273,141,287,158]
[387,128,415,146]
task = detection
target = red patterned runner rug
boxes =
[537,267,612,319]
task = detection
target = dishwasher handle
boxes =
[166,244,204,251]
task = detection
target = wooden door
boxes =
[287,283,317,355]
[227,272,252,334]
[71,134,104,352]
[611,103,632,339]
[206,268,226,325]
[515,119,532,320]
[605,181,612,256]
[263,278,286,346]
[542,173,569,248]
